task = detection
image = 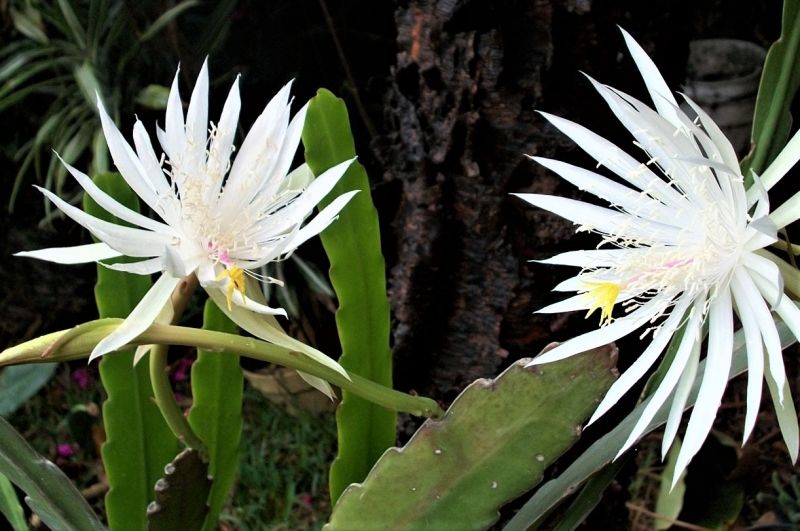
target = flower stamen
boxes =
[216,265,246,310]
[582,281,621,326]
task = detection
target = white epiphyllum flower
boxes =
[517,28,800,483]
[17,61,357,365]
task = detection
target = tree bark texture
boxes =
[375,0,695,415]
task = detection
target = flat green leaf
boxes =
[741,0,800,179]
[0,364,57,416]
[56,0,86,50]
[303,88,396,503]
[84,173,180,531]
[502,320,796,531]
[654,438,686,530]
[0,472,26,531]
[146,449,211,531]
[9,6,48,44]
[325,346,617,530]
[187,300,243,531]
[0,416,103,530]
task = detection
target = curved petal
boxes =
[589,292,694,426]
[673,288,733,487]
[90,273,181,361]
[15,242,121,264]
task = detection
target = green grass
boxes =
[220,385,337,531]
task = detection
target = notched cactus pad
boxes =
[147,448,211,531]
[326,345,618,531]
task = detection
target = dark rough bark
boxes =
[375,0,693,414]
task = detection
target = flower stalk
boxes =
[0,323,444,418]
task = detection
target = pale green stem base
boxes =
[1,322,444,418]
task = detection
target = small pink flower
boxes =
[71,368,91,390]
[57,443,74,458]
[172,358,194,383]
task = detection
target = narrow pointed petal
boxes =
[285,191,359,250]
[185,59,209,162]
[619,27,681,128]
[297,371,336,400]
[102,257,163,275]
[765,357,799,462]
[731,272,765,443]
[90,274,181,361]
[752,128,800,198]
[672,289,733,486]
[589,293,694,425]
[15,242,121,264]
[529,296,668,364]
[164,68,186,157]
[35,186,169,257]
[662,340,700,458]
[619,296,706,454]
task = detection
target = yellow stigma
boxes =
[216,266,246,310]
[582,281,620,326]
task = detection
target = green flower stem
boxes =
[149,343,208,454]
[751,7,800,177]
[0,322,444,418]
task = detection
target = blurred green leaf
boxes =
[0,364,57,417]
[135,84,171,110]
[0,473,26,531]
[9,6,48,44]
[0,416,104,530]
[654,438,686,530]
[741,0,800,179]
[139,0,200,43]
[303,89,396,503]
[56,0,87,50]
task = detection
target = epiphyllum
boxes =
[17,61,357,362]
[518,28,800,483]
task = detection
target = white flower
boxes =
[17,61,357,362]
[518,28,800,482]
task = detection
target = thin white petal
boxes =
[90,274,181,361]
[589,292,694,425]
[672,289,733,487]
[15,242,121,264]
[662,339,700,458]
[185,59,209,164]
[751,128,800,199]
[619,27,681,127]
[285,191,359,250]
[35,186,169,257]
[164,68,186,157]
[101,257,163,275]
[765,356,799,462]
[620,296,706,454]
[730,271,765,443]
[297,371,336,400]
[529,295,668,364]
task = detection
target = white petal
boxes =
[529,156,678,225]
[132,120,173,202]
[673,288,733,487]
[96,97,163,214]
[35,186,169,257]
[730,271,765,443]
[59,156,173,234]
[744,253,784,308]
[204,287,349,379]
[164,68,186,158]
[278,163,315,194]
[205,75,241,204]
[15,242,121,264]
[620,295,706,454]
[589,292,694,425]
[297,371,336,400]
[102,257,163,275]
[679,95,739,171]
[744,216,779,251]
[90,274,181,361]
[765,355,799,462]
[184,59,209,164]
[259,101,308,201]
[537,111,687,209]
[536,248,647,268]
[662,339,700,458]
[735,268,786,402]
[246,158,356,240]
[514,193,681,245]
[285,191,359,250]
[619,27,681,128]
[529,295,668,364]
[751,128,800,199]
